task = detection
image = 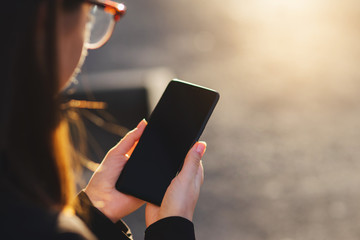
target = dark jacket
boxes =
[0,188,196,240]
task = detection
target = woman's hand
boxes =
[145,141,206,227]
[84,119,147,223]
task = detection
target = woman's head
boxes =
[0,0,125,210]
[0,0,87,210]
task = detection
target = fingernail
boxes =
[137,119,147,128]
[196,142,206,154]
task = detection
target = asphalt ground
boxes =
[78,0,360,239]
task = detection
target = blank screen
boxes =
[116,80,219,206]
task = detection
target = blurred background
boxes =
[69,0,360,239]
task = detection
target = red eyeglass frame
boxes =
[84,0,127,21]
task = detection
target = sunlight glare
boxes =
[219,0,360,95]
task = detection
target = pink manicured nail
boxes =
[196,142,206,154]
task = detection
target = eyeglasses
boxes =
[84,0,126,49]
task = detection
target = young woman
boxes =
[0,0,207,239]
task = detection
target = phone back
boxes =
[115,79,219,206]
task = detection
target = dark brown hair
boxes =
[0,0,83,210]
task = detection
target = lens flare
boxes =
[116,3,126,11]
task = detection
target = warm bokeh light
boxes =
[65,99,107,109]
[217,0,360,96]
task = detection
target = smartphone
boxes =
[115,79,220,206]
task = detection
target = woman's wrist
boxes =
[83,188,119,223]
[75,191,133,239]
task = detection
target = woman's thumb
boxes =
[179,141,206,180]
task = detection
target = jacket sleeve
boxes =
[145,216,196,240]
[75,191,196,240]
[75,191,133,240]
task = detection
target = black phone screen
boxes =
[115,79,219,206]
